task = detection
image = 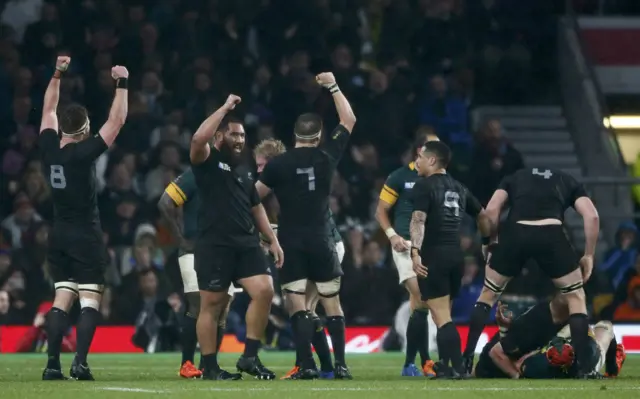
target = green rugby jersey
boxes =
[164,167,199,242]
[379,162,419,240]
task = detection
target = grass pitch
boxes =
[1,352,639,399]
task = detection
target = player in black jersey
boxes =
[190,94,283,380]
[39,57,129,381]
[462,167,600,378]
[409,141,491,378]
[256,72,356,380]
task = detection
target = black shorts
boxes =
[279,234,342,285]
[418,247,463,300]
[490,224,578,279]
[501,302,562,360]
[195,241,269,292]
[48,225,107,285]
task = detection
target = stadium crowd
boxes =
[0,0,635,338]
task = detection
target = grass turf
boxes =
[0,352,639,399]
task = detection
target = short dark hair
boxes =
[293,113,323,139]
[423,141,451,168]
[59,104,89,135]
[218,115,243,132]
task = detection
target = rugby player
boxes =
[158,168,241,378]
[40,56,129,380]
[375,134,440,377]
[409,141,491,378]
[255,72,356,380]
[461,168,600,378]
[255,139,349,380]
[190,94,283,380]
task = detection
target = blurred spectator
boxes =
[452,256,495,323]
[1,193,42,248]
[599,222,638,291]
[14,301,76,352]
[418,75,469,148]
[470,119,524,205]
[614,277,640,321]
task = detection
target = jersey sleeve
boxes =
[321,124,350,164]
[165,169,196,206]
[410,178,431,214]
[497,174,513,192]
[258,158,282,189]
[379,169,403,206]
[567,175,589,204]
[250,182,260,207]
[465,188,483,217]
[37,129,59,155]
[72,134,108,163]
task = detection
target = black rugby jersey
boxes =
[38,129,107,228]
[258,124,350,237]
[410,173,482,251]
[192,148,261,247]
[498,168,588,222]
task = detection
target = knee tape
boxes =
[79,297,100,310]
[483,277,505,294]
[78,284,104,294]
[54,281,78,294]
[558,281,583,294]
[316,277,341,297]
[178,254,199,293]
[282,279,307,295]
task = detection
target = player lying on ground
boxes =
[254,139,348,380]
[474,300,626,379]
[409,141,492,379]
[375,133,440,377]
[159,167,241,378]
[190,94,283,380]
[40,56,128,381]
[255,72,356,380]
[463,168,601,378]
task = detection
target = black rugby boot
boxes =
[236,356,276,380]
[42,368,66,381]
[289,367,320,380]
[70,358,95,381]
[202,368,242,380]
[334,364,353,380]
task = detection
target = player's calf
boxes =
[43,283,77,379]
[317,278,352,379]
[71,286,103,379]
[404,277,432,376]
[428,295,464,377]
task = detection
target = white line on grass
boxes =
[100,387,167,393]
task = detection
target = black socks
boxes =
[437,321,463,371]
[311,315,333,372]
[405,310,428,366]
[326,315,346,366]
[244,338,261,358]
[46,307,69,370]
[181,313,198,364]
[75,307,100,365]
[291,310,315,369]
[202,353,219,372]
[464,302,491,356]
[568,313,590,373]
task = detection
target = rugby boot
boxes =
[431,361,465,380]
[576,370,603,379]
[401,363,422,377]
[462,354,474,376]
[334,364,353,380]
[319,370,335,379]
[179,360,203,379]
[236,356,276,380]
[611,344,627,376]
[289,367,319,380]
[42,368,66,381]
[280,366,299,380]
[70,358,95,381]
[202,368,242,380]
[422,359,436,378]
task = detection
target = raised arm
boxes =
[190,94,241,165]
[40,56,70,133]
[316,72,356,133]
[98,66,129,147]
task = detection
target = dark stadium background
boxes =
[2,0,640,354]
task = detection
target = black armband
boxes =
[481,236,490,245]
[116,78,128,89]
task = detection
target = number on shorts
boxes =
[443,190,460,216]
[50,165,67,189]
[532,168,553,179]
[297,167,316,191]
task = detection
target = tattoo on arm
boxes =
[410,211,426,249]
[158,194,184,242]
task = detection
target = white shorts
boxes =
[336,241,345,264]
[178,254,240,296]
[392,241,416,284]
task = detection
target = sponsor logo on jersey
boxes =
[404,182,415,189]
[218,162,231,172]
[247,172,253,181]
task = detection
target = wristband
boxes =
[116,78,128,89]
[384,228,398,239]
[327,83,340,93]
[481,236,490,245]
[52,70,62,79]
[411,247,421,257]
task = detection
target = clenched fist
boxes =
[56,56,71,72]
[316,72,336,88]
[111,65,129,79]
[223,94,242,111]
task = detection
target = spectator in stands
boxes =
[418,75,469,147]
[470,118,525,205]
[20,168,52,221]
[614,277,640,321]
[453,256,484,323]
[1,193,42,249]
[15,301,76,352]
[599,222,638,290]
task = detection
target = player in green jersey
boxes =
[254,138,350,380]
[375,134,439,377]
[159,168,239,378]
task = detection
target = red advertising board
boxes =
[2,325,640,354]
